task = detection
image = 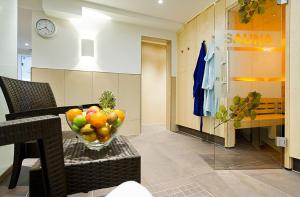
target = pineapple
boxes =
[99,91,116,113]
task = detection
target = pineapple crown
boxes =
[99,90,116,109]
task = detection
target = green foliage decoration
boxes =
[215,91,262,129]
[99,90,116,110]
[238,0,273,24]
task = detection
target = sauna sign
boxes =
[226,30,281,48]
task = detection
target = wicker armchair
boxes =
[0,115,67,197]
[0,76,98,189]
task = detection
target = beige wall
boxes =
[32,68,141,136]
[141,42,167,126]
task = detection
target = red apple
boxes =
[87,108,98,114]
[86,112,95,123]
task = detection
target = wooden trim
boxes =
[177,125,225,146]
[0,165,12,183]
[141,36,174,131]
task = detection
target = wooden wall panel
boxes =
[177,30,187,73]
[171,77,177,131]
[32,68,141,136]
[176,1,227,138]
[31,68,65,106]
[92,72,118,103]
[176,71,187,126]
[185,19,197,71]
[196,6,215,49]
[118,74,141,136]
[65,70,93,106]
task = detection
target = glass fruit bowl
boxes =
[65,106,125,150]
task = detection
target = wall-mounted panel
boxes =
[118,74,141,135]
[65,70,93,106]
[32,68,65,106]
[92,72,118,103]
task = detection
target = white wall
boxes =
[0,0,18,175]
[32,11,177,76]
[142,43,166,126]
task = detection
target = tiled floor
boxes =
[1,125,300,197]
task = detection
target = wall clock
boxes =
[35,18,57,38]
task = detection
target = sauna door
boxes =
[214,0,286,170]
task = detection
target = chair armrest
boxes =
[0,115,59,145]
[6,103,99,120]
[0,115,67,196]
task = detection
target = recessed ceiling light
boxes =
[25,43,29,46]
[158,0,164,4]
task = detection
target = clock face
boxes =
[36,19,57,38]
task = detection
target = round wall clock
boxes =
[35,18,57,38]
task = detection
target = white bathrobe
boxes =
[202,41,218,117]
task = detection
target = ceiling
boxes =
[84,0,214,23]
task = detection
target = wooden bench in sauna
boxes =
[225,98,285,148]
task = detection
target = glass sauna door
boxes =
[214,1,285,169]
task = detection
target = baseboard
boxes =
[0,165,12,183]
[177,125,225,146]
[292,158,300,173]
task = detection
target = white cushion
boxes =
[106,181,153,197]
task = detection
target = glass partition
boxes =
[214,0,285,169]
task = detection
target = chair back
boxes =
[0,76,57,113]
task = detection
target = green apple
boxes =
[71,124,80,132]
[113,118,122,128]
[73,115,87,128]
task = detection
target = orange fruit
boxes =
[66,108,82,122]
[114,110,125,122]
[89,112,107,128]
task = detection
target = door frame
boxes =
[141,36,176,131]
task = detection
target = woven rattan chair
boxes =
[0,115,68,196]
[0,76,98,189]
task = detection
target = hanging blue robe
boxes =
[193,41,207,117]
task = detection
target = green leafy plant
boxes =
[238,0,272,24]
[215,91,262,129]
[99,90,116,109]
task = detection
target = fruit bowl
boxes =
[65,106,125,151]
